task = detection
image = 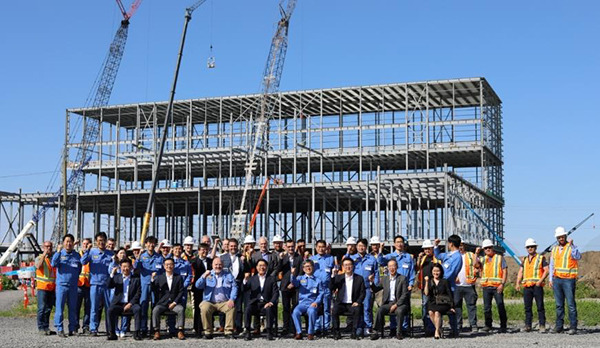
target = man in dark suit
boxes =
[243,259,279,340]
[251,237,280,277]
[279,239,303,335]
[330,257,366,340]
[150,258,185,340]
[107,259,142,341]
[191,243,212,337]
[220,238,245,333]
[369,259,410,340]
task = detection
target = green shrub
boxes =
[0,275,17,290]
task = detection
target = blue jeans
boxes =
[54,284,79,333]
[315,288,331,331]
[77,286,90,331]
[90,284,111,332]
[553,278,577,330]
[37,289,55,331]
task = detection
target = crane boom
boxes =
[231,0,297,239]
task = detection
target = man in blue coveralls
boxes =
[350,238,379,336]
[167,243,192,336]
[81,232,114,336]
[433,234,463,338]
[377,235,415,337]
[290,259,325,340]
[52,233,82,337]
[134,236,163,337]
[310,239,335,336]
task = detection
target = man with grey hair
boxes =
[251,237,280,277]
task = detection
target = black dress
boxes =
[427,278,454,314]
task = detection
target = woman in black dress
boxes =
[424,263,455,339]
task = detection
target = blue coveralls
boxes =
[351,253,379,332]
[291,274,324,335]
[311,254,335,331]
[434,247,463,334]
[52,249,81,333]
[166,257,193,333]
[134,251,164,332]
[81,248,114,333]
[377,251,415,331]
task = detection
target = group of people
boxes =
[33,226,582,341]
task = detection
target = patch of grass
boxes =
[0,294,38,318]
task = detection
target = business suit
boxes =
[191,256,212,335]
[107,273,142,336]
[151,273,185,331]
[251,251,280,278]
[370,273,410,336]
[330,273,366,336]
[221,252,245,331]
[279,252,303,333]
[243,274,279,335]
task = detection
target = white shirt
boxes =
[122,275,130,303]
[388,275,397,302]
[166,274,173,291]
[343,275,354,304]
[457,253,469,287]
[259,275,266,300]
[199,258,208,270]
[231,254,240,278]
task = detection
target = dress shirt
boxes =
[259,275,266,300]
[166,274,173,291]
[389,274,397,302]
[231,254,240,278]
[122,275,130,303]
[343,274,354,304]
[200,258,208,270]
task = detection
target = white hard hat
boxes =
[525,238,538,248]
[346,236,357,245]
[554,226,567,238]
[421,240,434,249]
[160,239,172,248]
[183,236,195,246]
[482,239,494,249]
[272,235,284,243]
[369,236,381,244]
[131,241,142,250]
[243,235,256,244]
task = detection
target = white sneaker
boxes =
[119,332,125,338]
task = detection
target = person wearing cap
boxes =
[129,241,142,277]
[76,238,92,335]
[477,238,508,333]
[549,226,581,335]
[348,238,379,336]
[311,239,335,336]
[159,239,172,259]
[134,236,164,337]
[516,238,548,332]
[344,236,358,259]
[455,242,481,332]
[416,240,438,336]
[376,235,415,337]
[433,234,463,337]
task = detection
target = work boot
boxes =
[58,331,68,338]
[389,329,397,338]
[133,331,142,341]
[244,331,252,341]
[107,333,118,341]
[370,332,381,340]
[204,334,213,340]
[569,328,577,335]
[524,326,532,332]
[307,334,314,340]
[333,331,341,340]
[551,326,563,334]
[539,324,546,333]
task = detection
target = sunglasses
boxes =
[526,246,536,249]
[483,247,492,250]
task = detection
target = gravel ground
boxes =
[0,290,24,311]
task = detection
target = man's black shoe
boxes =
[350,332,358,340]
[333,331,341,340]
[58,331,68,338]
[204,334,213,340]
[267,333,275,341]
[396,333,404,340]
[107,334,118,341]
[91,331,99,337]
[133,331,142,341]
[370,333,381,340]
[244,331,252,341]
[389,329,397,338]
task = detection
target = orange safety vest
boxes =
[551,243,578,279]
[78,250,90,287]
[522,254,545,287]
[463,251,478,284]
[480,254,504,287]
[417,255,438,290]
[35,256,56,291]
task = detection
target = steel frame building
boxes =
[1,77,504,252]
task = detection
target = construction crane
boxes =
[139,0,208,244]
[230,0,298,239]
[0,1,142,265]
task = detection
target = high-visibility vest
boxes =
[480,254,504,287]
[552,243,578,279]
[78,250,90,287]
[522,254,545,287]
[417,255,438,290]
[35,256,56,291]
[463,251,478,284]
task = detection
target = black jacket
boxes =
[426,278,454,308]
[243,274,279,305]
[330,273,366,305]
[279,252,303,291]
[151,273,185,306]
[192,257,212,286]
[370,274,410,306]
[220,253,246,282]
[108,273,141,306]
[251,251,280,278]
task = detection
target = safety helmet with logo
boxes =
[160,239,172,248]
[554,226,567,238]
[421,240,434,249]
[481,239,494,249]
[183,236,195,246]
[369,236,382,245]
[243,235,256,244]
[524,238,537,248]
[346,236,358,245]
[131,241,142,250]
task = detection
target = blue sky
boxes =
[1,1,599,251]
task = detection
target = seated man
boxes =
[195,257,238,339]
[290,260,324,340]
[369,259,410,340]
[243,259,279,340]
[107,259,142,341]
[330,257,365,340]
[151,258,186,340]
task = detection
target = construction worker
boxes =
[433,235,463,337]
[478,238,508,333]
[272,235,285,254]
[516,238,548,332]
[134,236,164,337]
[81,231,114,336]
[76,238,92,335]
[167,243,192,336]
[182,236,197,262]
[416,239,438,336]
[350,238,379,336]
[311,239,335,336]
[130,241,142,276]
[159,239,172,259]
[344,236,358,259]
[455,242,480,332]
[377,235,415,337]
[549,226,581,335]
[51,233,82,337]
[290,260,325,340]
[35,240,56,335]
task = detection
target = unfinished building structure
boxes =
[1,77,504,252]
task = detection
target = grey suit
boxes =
[370,273,410,335]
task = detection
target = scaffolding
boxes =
[0,77,504,253]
